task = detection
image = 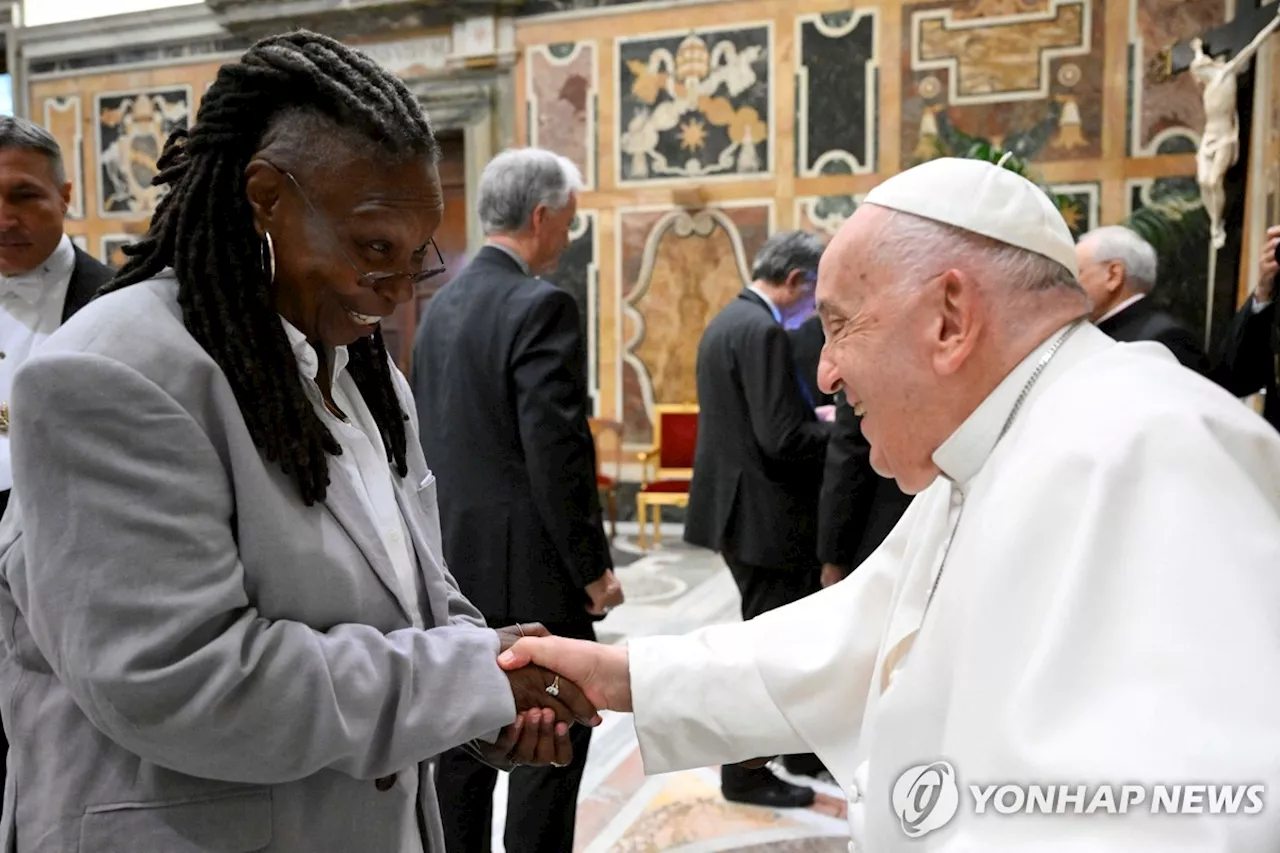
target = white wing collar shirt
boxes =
[0,234,75,492]
[626,159,1280,852]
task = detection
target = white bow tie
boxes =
[0,272,49,306]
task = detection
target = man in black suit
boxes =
[1214,225,1279,432]
[0,116,113,814]
[684,230,832,808]
[789,312,835,408]
[412,147,622,853]
[1075,225,1208,372]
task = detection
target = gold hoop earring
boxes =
[262,232,276,284]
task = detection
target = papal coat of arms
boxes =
[617,25,771,183]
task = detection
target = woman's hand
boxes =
[467,708,574,770]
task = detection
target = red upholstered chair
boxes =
[588,418,623,542]
[635,404,699,549]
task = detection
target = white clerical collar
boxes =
[279,315,350,389]
[931,320,1110,485]
[0,234,75,306]
[1097,292,1146,324]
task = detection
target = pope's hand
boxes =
[498,636,633,713]
[495,624,602,727]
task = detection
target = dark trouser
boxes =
[722,554,820,622]
[721,555,821,782]
[1,488,8,816]
[435,620,595,853]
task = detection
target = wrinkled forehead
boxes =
[815,205,886,317]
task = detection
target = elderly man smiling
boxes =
[498,157,1280,851]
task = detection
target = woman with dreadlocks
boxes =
[0,31,598,852]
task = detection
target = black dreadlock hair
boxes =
[101,30,440,506]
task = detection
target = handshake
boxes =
[469,623,633,771]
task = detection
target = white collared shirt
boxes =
[0,234,76,492]
[279,317,424,631]
[1096,292,1145,325]
[747,283,783,324]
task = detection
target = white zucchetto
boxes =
[863,157,1079,278]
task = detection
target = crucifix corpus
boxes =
[1149,5,1280,251]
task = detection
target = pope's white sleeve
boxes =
[629,499,915,777]
[630,620,806,774]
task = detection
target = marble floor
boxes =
[489,525,851,852]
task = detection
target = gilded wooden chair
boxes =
[588,418,624,542]
[635,403,699,549]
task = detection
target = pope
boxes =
[499,157,1280,851]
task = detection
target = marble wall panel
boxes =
[615,23,772,185]
[100,234,134,269]
[1128,0,1228,157]
[794,194,863,242]
[795,11,877,177]
[618,203,771,445]
[1050,181,1101,239]
[95,86,191,219]
[1127,176,1211,340]
[41,96,85,220]
[544,210,600,413]
[903,0,1103,166]
[527,41,598,189]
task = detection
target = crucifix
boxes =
[1150,3,1280,251]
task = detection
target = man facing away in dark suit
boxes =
[817,395,914,590]
[1214,225,1279,433]
[411,147,623,853]
[0,116,114,814]
[1075,225,1209,373]
[789,311,835,409]
[684,230,833,808]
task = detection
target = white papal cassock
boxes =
[629,323,1280,852]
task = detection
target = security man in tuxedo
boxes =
[684,230,832,807]
[0,117,114,809]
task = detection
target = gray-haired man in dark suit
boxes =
[412,148,622,853]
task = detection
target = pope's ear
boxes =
[933,269,981,375]
[243,160,284,238]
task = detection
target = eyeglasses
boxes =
[283,171,447,288]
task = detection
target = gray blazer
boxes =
[0,273,518,852]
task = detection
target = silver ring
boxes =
[545,675,561,698]
[516,623,526,638]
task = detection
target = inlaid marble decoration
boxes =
[903,0,1103,166]
[615,23,772,185]
[796,11,877,177]
[1126,176,1211,341]
[95,86,191,218]
[1127,0,1228,157]
[794,194,864,241]
[527,42,597,190]
[100,234,133,269]
[1050,181,1100,239]
[617,202,772,445]
[41,96,84,220]
[544,210,600,413]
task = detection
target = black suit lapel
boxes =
[61,248,112,323]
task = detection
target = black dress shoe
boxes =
[721,764,816,809]
[782,753,829,779]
